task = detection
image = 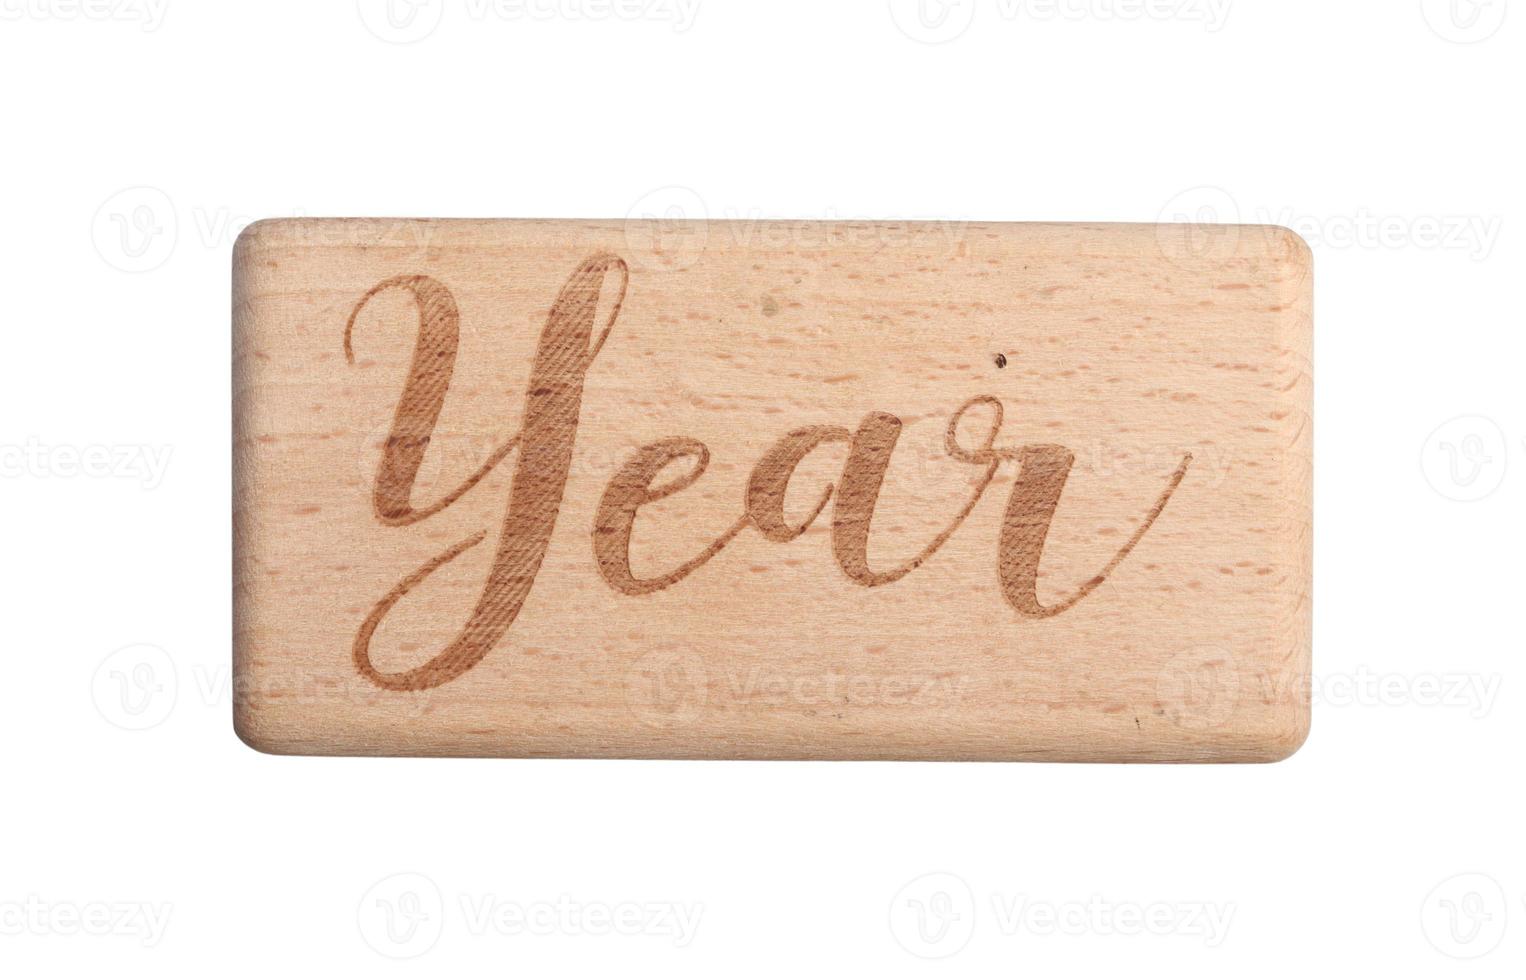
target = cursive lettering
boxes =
[346,256,1190,691]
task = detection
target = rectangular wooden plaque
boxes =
[233,219,1311,761]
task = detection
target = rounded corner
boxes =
[233,703,293,756]
[1258,709,1312,763]
[1266,224,1314,280]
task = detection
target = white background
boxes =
[2,0,1522,975]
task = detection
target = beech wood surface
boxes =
[233,219,1312,761]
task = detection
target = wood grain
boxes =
[233,219,1312,761]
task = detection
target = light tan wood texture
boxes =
[233,219,1311,761]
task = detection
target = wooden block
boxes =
[233,219,1311,761]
